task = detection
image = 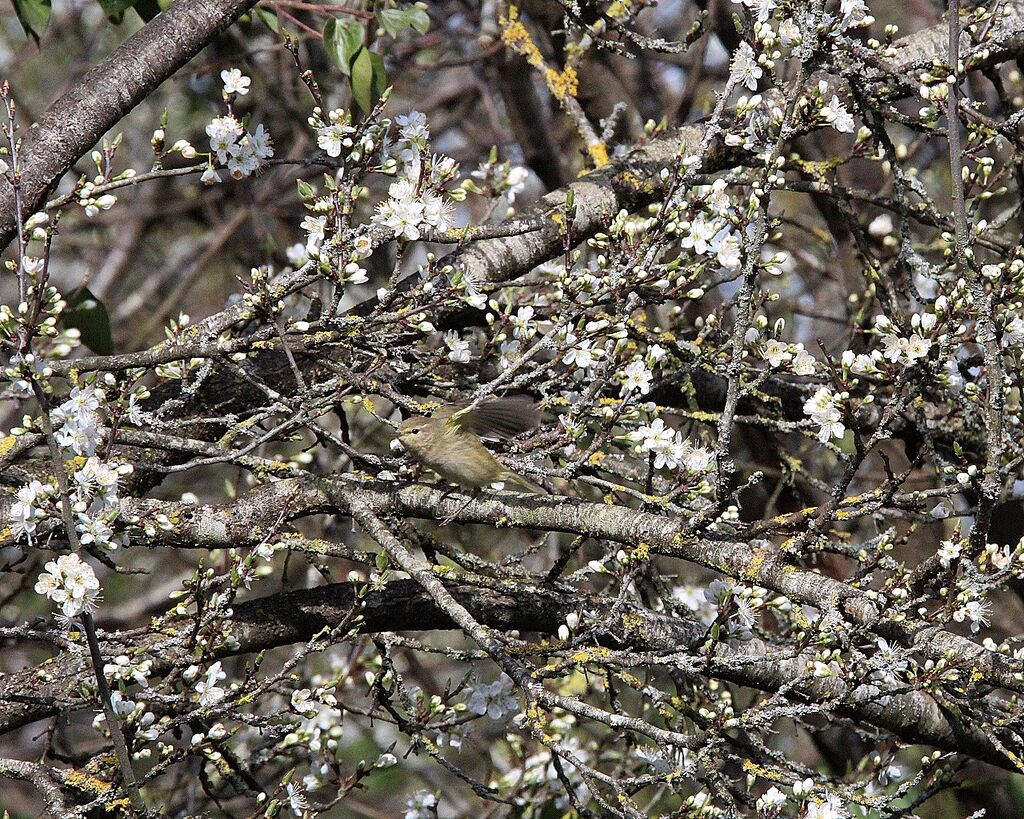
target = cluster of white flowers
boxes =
[48,387,130,551]
[802,386,846,443]
[471,159,529,202]
[204,116,273,182]
[315,107,357,158]
[373,177,455,240]
[755,785,788,814]
[953,596,992,634]
[761,339,816,374]
[404,790,437,819]
[730,0,776,25]
[466,674,519,720]
[92,689,138,730]
[705,578,761,642]
[803,794,847,819]
[842,348,881,376]
[104,654,153,687]
[443,329,471,363]
[837,0,872,30]
[34,553,100,619]
[630,417,715,475]
[75,456,131,548]
[191,660,228,707]
[11,479,56,541]
[201,71,273,183]
[79,187,117,218]
[820,91,856,134]
[879,328,932,366]
[391,110,430,177]
[51,384,105,455]
[731,41,763,91]
[724,93,784,154]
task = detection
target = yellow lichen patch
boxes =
[0,433,18,456]
[65,768,113,794]
[618,671,643,689]
[618,170,651,192]
[545,65,579,101]
[607,0,629,18]
[741,759,775,779]
[587,450,606,467]
[571,646,612,664]
[632,542,651,561]
[587,141,610,168]
[500,7,543,67]
[622,612,645,636]
[746,548,767,577]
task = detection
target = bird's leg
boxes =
[438,488,479,526]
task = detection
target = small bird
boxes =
[396,396,540,490]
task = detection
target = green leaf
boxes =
[11,0,51,41]
[379,7,429,38]
[408,8,430,34]
[63,287,114,355]
[324,17,363,76]
[256,6,279,33]
[349,47,387,115]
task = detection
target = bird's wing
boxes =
[443,396,540,440]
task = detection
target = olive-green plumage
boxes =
[396,396,540,489]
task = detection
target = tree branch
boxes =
[0,0,260,248]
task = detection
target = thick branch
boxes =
[0,0,259,248]
[0,577,1016,771]
[102,476,1021,695]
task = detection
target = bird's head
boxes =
[396,415,434,452]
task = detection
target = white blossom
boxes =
[731,42,763,91]
[206,115,243,163]
[34,554,101,619]
[466,674,520,720]
[220,68,251,96]
[505,166,529,201]
[802,387,845,443]
[195,661,228,707]
[762,339,791,368]
[620,359,654,396]
[404,790,438,819]
[953,599,991,634]
[374,179,426,241]
[757,786,787,811]
[444,330,471,363]
[838,0,873,30]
